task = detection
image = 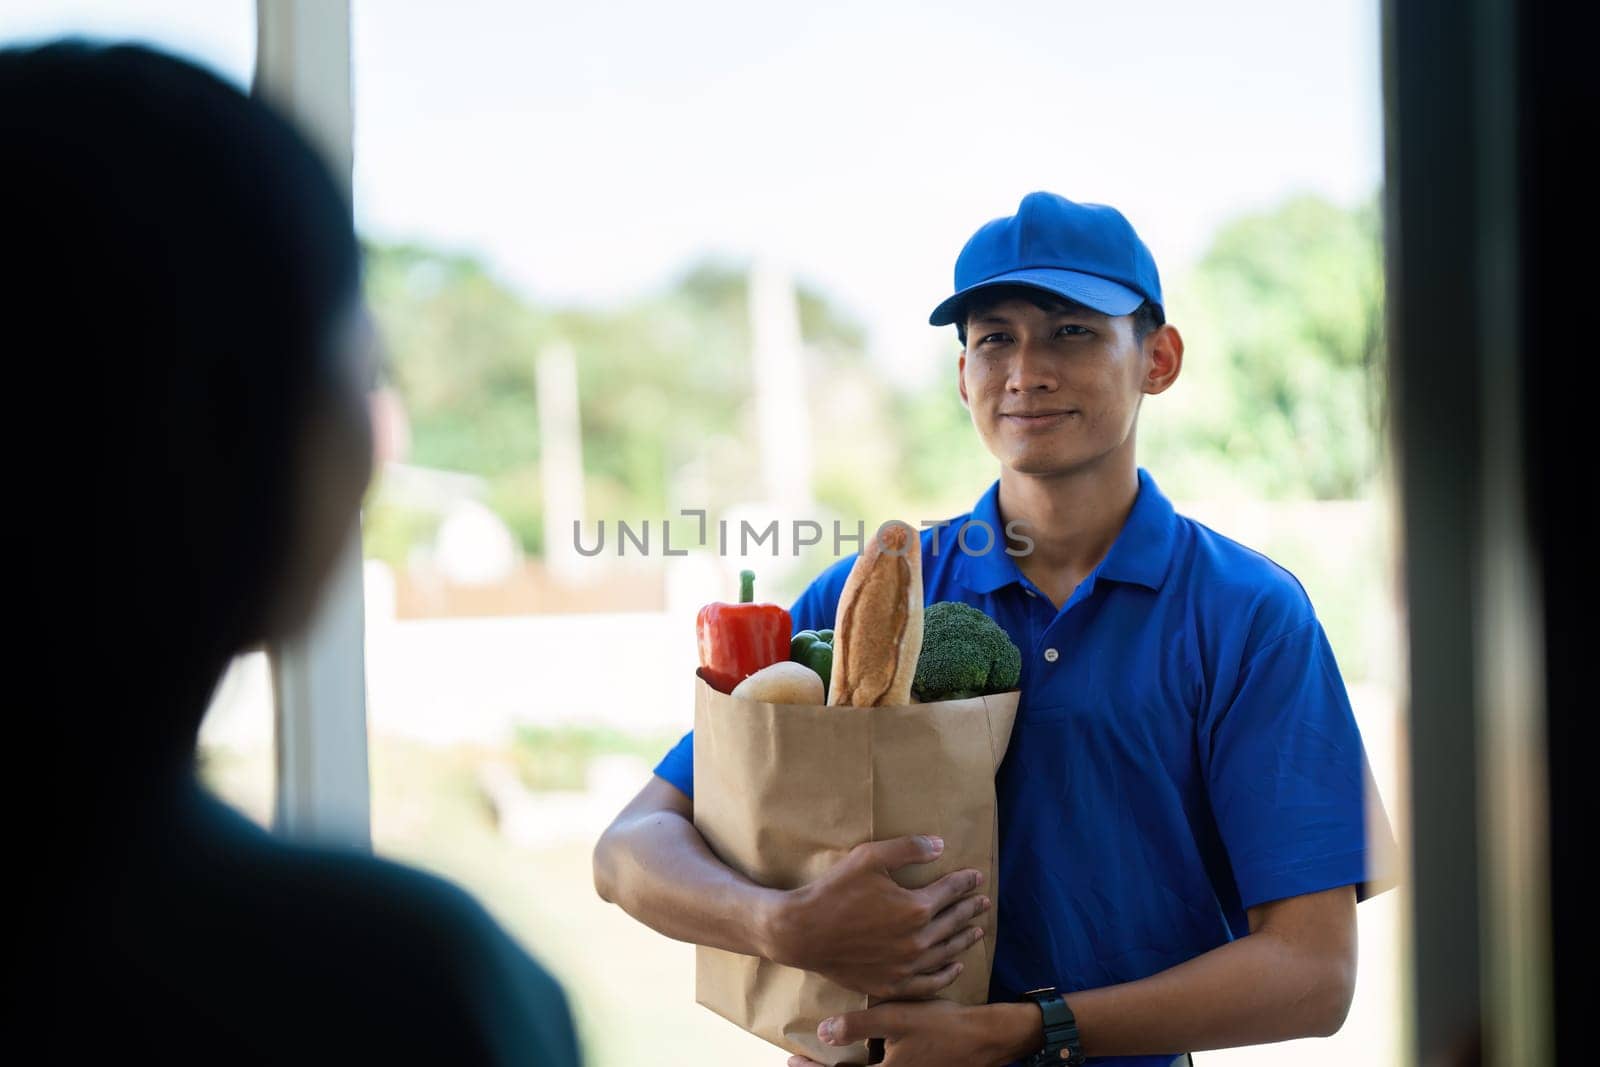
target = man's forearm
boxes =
[593,805,782,958]
[807,919,1352,1067]
[1068,887,1357,1057]
[1067,924,1352,1055]
[974,923,1351,1060]
[960,927,1351,1064]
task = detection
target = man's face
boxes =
[957,297,1162,478]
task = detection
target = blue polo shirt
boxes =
[655,469,1394,1066]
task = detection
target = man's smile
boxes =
[999,408,1079,430]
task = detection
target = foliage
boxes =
[362,497,442,569]
[887,364,998,518]
[364,248,868,552]
[1140,194,1385,500]
[365,244,549,474]
[362,191,1387,571]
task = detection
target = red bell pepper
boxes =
[696,569,792,694]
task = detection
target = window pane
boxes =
[350,3,1400,1065]
[197,652,275,829]
[0,0,254,88]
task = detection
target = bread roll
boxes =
[731,661,826,705]
[827,521,923,707]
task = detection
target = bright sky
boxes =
[3,0,1381,383]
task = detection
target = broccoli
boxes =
[912,601,1022,701]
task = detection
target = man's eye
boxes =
[980,333,1010,345]
[1057,324,1090,337]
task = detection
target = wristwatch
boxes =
[1022,987,1086,1066]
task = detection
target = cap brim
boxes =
[928,268,1146,326]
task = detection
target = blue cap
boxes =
[928,191,1163,326]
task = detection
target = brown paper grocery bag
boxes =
[692,673,1020,1066]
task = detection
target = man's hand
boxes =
[763,835,991,999]
[785,1000,1037,1067]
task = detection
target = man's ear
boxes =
[957,353,970,409]
[1143,324,1183,396]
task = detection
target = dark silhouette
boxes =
[5,41,581,1064]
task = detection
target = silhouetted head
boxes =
[4,41,375,770]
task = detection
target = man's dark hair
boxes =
[5,40,362,766]
[953,283,1165,346]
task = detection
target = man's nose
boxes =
[1007,338,1057,392]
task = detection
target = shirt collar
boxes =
[952,467,1179,595]
[1097,468,1179,591]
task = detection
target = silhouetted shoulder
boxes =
[44,787,582,1066]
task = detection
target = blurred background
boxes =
[2,2,1401,1063]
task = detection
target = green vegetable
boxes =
[790,629,834,700]
[912,601,1022,701]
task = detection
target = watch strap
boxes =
[1022,987,1085,1067]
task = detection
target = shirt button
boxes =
[1043,647,1059,663]
[1024,588,1038,597]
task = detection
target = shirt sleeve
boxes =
[651,557,857,800]
[652,729,695,798]
[1200,615,1398,909]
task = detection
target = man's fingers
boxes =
[818,1004,902,1046]
[923,892,991,946]
[911,922,986,976]
[917,867,985,914]
[854,834,945,872]
[891,959,965,1000]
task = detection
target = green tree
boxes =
[363,246,871,556]
[364,243,550,478]
[1143,194,1385,501]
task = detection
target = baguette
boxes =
[827,521,923,707]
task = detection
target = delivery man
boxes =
[593,191,1395,1067]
